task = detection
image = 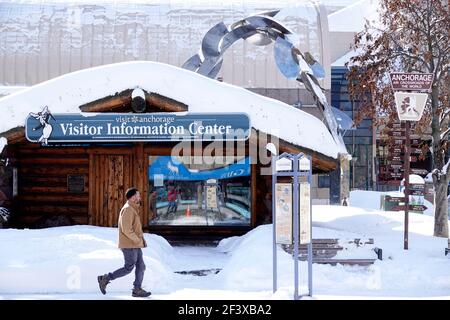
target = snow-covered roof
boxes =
[0,86,27,97]
[0,61,341,159]
[328,0,380,33]
[331,49,363,67]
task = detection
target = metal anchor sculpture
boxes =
[182,10,346,151]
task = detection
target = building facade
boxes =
[0,61,341,238]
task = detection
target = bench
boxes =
[281,238,383,266]
[174,268,221,276]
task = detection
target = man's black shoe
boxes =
[97,274,110,295]
[132,287,152,298]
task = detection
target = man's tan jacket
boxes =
[118,200,146,249]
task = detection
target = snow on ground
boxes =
[350,189,436,216]
[0,226,176,296]
[217,206,450,299]
[1,191,449,299]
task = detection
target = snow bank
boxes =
[1,202,450,299]
[0,225,176,294]
[217,224,294,291]
[218,204,450,298]
[350,189,437,216]
[0,61,341,159]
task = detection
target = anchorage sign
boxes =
[26,111,250,145]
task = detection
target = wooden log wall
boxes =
[13,145,90,226]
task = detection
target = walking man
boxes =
[97,187,151,297]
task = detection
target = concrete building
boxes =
[0,0,355,205]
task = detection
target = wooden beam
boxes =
[79,89,188,113]
[79,89,133,112]
[17,158,88,165]
[87,147,133,155]
[146,92,188,112]
[18,186,89,193]
[17,146,89,155]
[1,127,26,146]
[17,215,89,226]
[19,194,89,203]
[19,167,88,175]
[19,205,88,215]
[88,153,94,225]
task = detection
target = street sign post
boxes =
[390,73,429,250]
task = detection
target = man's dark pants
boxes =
[107,248,146,289]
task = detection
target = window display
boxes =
[148,156,251,226]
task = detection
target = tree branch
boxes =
[445,157,450,177]
[385,33,429,67]
[440,127,450,141]
[439,108,450,127]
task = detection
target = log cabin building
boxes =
[0,61,343,239]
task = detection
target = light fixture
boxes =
[131,87,146,113]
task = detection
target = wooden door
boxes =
[89,153,131,227]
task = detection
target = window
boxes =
[147,155,251,226]
[318,174,330,188]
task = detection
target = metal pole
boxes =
[307,156,313,296]
[204,184,209,226]
[293,155,299,300]
[272,155,277,293]
[404,121,410,250]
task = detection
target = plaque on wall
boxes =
[67,174,85,193]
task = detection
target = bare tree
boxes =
[348,0,449,237]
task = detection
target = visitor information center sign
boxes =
[26,111,250,144]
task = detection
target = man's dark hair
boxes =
[126,187,138,199]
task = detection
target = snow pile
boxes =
[350,189,435,216]
[0,226,176,294]
[217,225,293,291]
[218,203,450,298]
[0,61,341,159]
